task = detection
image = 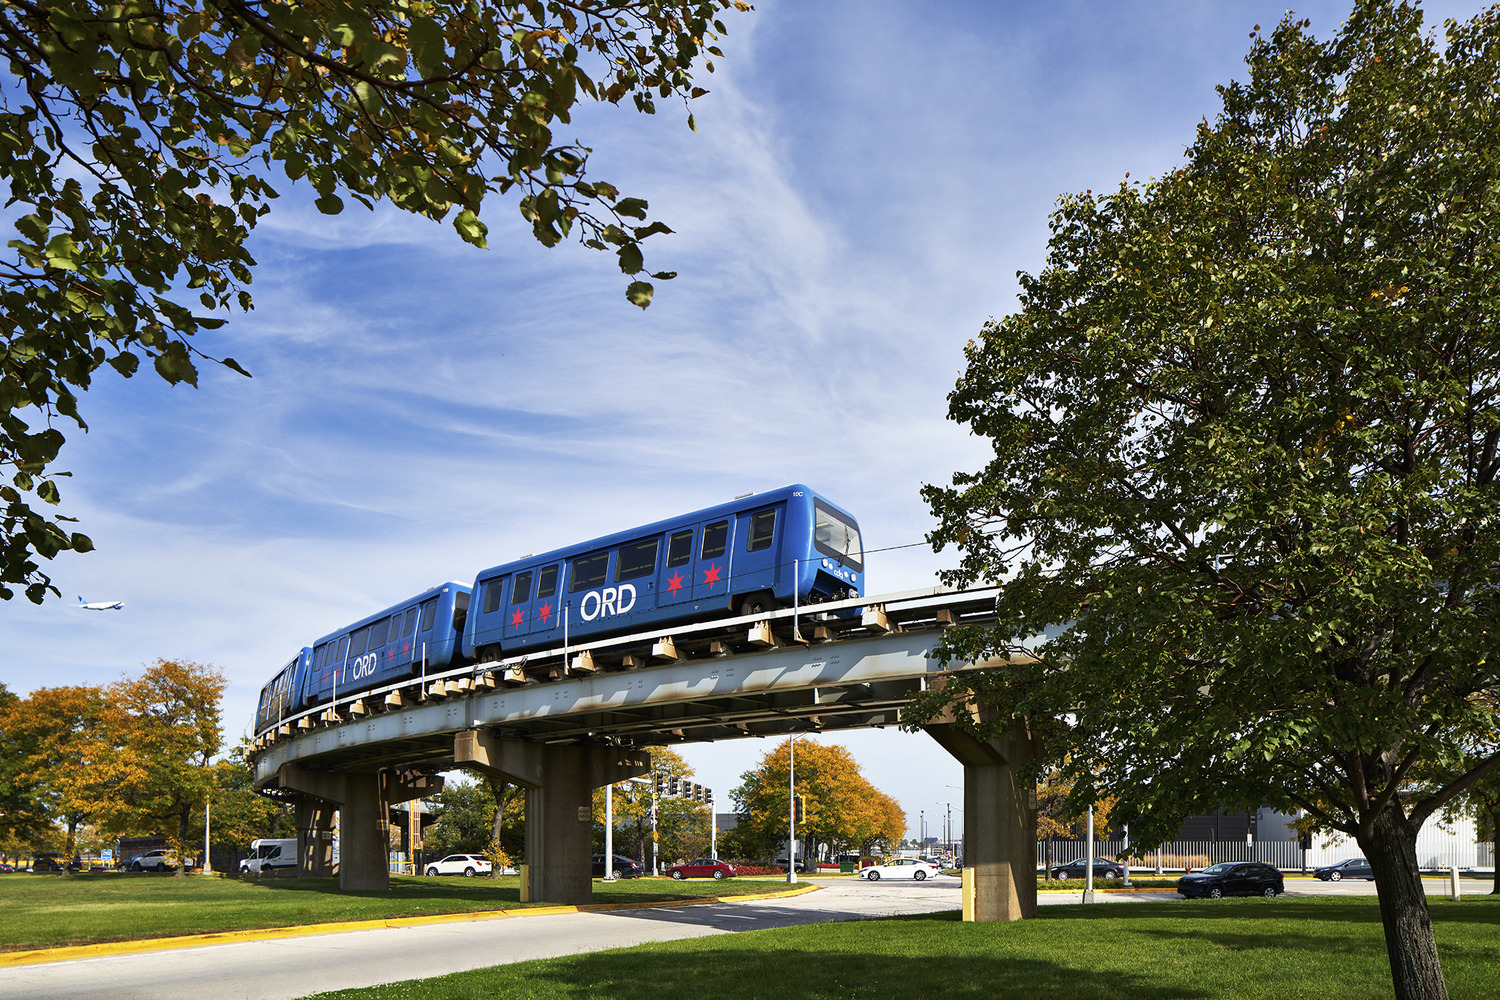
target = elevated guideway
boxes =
[248,586,1041,920]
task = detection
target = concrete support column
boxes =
[926,716,1037,922]
[339,772,391,891]
[455,730,650,905]
[294,797,336,877]
[277,764,444,892]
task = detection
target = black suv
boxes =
[32,853,81,872]
[592,854,645,878]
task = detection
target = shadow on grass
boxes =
[329,947,1208,1000]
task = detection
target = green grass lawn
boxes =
[0,871,797,952]
[299,897,1500,1000]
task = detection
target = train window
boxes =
[387,615,402,644]
[482,579,503,615]
[667,530,693,568]
[616,538,659,582]
[349,626,369,655]
[402,607,418,636]
[335,636,349,664]
[569,552,609,593]
[512,571,533,605]
[701,520,728,560]
[747,509,776,552]
[812,499,864,571]
[536,564,558,599]
[315,643,331,669]
[419,599,437,631]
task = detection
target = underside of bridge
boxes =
[250,589,1040,916]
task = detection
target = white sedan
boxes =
[858,858,944,881]
[425,854,491,877]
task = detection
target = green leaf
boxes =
[314,193,345,215]
[453,209,488,248]
[625,280,654,309]
[44,234,79,271]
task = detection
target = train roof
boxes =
[309,581,471,648]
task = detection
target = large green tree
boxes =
[914,5,1500,999]
[0,0,748,602]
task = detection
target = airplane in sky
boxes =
[77,596,124,611]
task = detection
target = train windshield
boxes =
[812,500,863,571]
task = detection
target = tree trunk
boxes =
[489,781,508,879]
[1356,803,1449,1000]
[1045,836,1054,880]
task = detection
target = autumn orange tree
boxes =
[0,682,121,864]
[730,739,905,861]
[105,660,227,875]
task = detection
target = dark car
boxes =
[1049,857,1124,879]
[775,857,813,873]
[1177,861,1284,898]
[1313,857,1375,882]
[32,853,81,873]
[592,854,644,879]
[666,858,736,880]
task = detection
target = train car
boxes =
[463,485,863,661]
[254,648,311,734]
[295,582,472,712]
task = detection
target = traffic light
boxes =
[668,776,680,796]
[654,774,665,795]
[705,788,714,805]
[693,783,703,802]
[793,793,805,824]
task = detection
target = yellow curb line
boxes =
[0,884,821,969]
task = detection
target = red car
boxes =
[666,858,736,880]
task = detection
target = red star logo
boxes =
[511,609,526,628]
[666,572,684,594]
[702,563,722,589]
[538,602,552,623]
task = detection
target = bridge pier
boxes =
[278,764,444,890]
[455,730,651,904]
[294,798,337,877]
[925,716,1037,922]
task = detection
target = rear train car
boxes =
[296,582,472,711]
[463,485,863,661]
[254,648,310,734]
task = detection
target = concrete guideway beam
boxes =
[454,730,651,904]
[277,764,446,891]
[925,709,1038,922]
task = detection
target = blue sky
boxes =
[5,0,1483,840]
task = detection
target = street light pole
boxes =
[603,780,615,881]
[787,736,797,885]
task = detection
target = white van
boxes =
[241,838,297,876]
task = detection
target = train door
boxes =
[660,526,697,607]
[691,516,735,604]
[731,504,781,603]
[526,562,562,639]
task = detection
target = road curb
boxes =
[0,883,821,968]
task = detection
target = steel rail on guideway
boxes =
[249,586,1016,788]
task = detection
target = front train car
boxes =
[463,484,864,661]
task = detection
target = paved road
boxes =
[0,878,970,1000]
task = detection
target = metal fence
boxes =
[1038,838,1497,873]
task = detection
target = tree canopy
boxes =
[914,4,1499,998]
[731,738,905,859]
[0,0,749,603]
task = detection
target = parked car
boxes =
[1049,857,1123,880]
[858,857,943,881]
[666,858,736,880]
[1313,858,1375,882]
[32,853,81,872]
[592,854,645,879]
[0,862,15,872]
[775,857,813,873]
[425,854,491,877]
[1177,862,1284,898]
[127,849,178,872]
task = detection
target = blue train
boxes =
[253,485,863,736]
